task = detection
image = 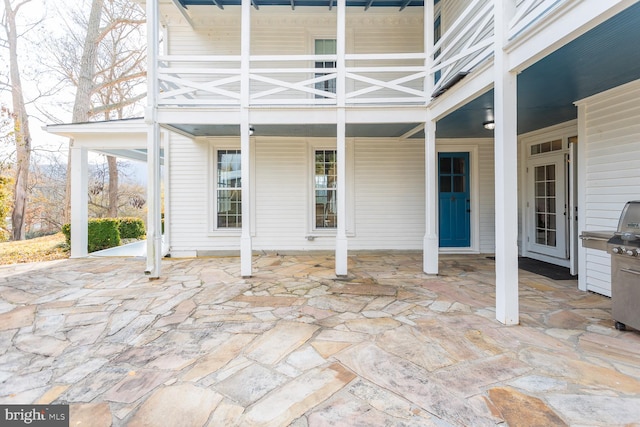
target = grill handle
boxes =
[579,236,609,241]
[620,268,640,276]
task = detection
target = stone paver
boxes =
[0,253,639,426]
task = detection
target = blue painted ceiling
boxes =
[436,1,640,138]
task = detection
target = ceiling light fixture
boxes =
[483,120,495,130]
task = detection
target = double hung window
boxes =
[216,149,241,228]
[314,149,337,229]
[314,39,336,98]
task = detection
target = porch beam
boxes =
[70,146,88,259]
[240,0,253,277]
[494,0,519,325]
[335,0,348,276]
[145,0,162,278]
[423,0,438,274]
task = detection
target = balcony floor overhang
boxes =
[177,0,424,10]
[168,122,424,138]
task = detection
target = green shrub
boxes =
[62,218,122,252]
[88,219,121,252]
[61,223,71,245]
[118,217,146,239]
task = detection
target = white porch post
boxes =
[494,0,519,325]
[70,146,88,258]
[424,117,439,274]
[145,0,161,278]
[335,0,348,276]
[423,0,438,274]
[240,0,253,277]
[161,129,171,254]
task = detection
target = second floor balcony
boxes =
[152,0,576,109]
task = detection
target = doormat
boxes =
[486,257,576,281]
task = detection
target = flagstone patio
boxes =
[1,253,639,426]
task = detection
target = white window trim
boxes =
[209,141,243,235]
[307,138,355,237]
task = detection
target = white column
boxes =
[240,0,253,277]
[161,129,171,254]
[494,0,519,325]
[145,0,161,278]
[423,0,438,274]
[335,0,348,276]
[424,117,439,274]
[70,146,88,258]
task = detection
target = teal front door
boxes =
[439,152,471,247]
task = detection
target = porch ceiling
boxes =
[437,2,640,138]
[169,122,421,138]
[177,0,424,10]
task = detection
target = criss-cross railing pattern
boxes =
[158,53,428,106]
[156,1,570,107]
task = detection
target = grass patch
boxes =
[0,233,69,265]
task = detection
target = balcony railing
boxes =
[156,0,569,108]
[157,53,428,107]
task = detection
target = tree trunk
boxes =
[64,0,105,223]
[107,155,118,217]
[5,0,33,241]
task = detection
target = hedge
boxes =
[118,217,146,239]
[62,217,146,252]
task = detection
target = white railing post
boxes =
[494,0,519,325]
[240,0,253,277]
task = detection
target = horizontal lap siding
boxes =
[169,136,240,252]
[477,140,495,253]
[253,140,309,250]
[169,135,209,251]
[582,81,640,296]
[352,139,425,250]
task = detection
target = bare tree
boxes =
[50,0,146,221]
[1,0,35,240]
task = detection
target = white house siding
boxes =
[167,134,499,255]
[253,139,309,250]
[476,139,496,253]
[162,6,424,56]
[351,138,425,250]
[577,80,640,297]
[168,135,241,256]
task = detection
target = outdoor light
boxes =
[249,126,255,136]
[483,120,495,130]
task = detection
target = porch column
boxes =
[494,0,519,325]
[240,0,253,277]
[161,129,171,253]
[145,0,161,278]
[335,0,348,276]
[424,118,439,274]
[70,146,88,258]
[423,0,438,274]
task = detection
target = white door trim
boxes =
[436,143,480,253]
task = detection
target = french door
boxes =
[527,153,567,259]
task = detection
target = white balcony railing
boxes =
[157,53,428,107]
[157,0,570,108]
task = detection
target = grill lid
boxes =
[615,200,640,241]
